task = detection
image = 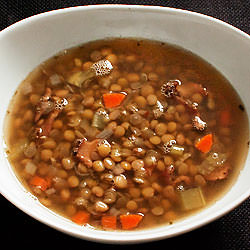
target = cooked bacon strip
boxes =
[36,109,61,139]
[161,80,207,131]
[175,96,198,113]
[35,88,53,122]
[177,82,208,98]
[162,164,175,184]
[74,138,100,167]
[35,98,68,140]
[204,164,230,181]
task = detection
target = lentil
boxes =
[114,174,128,189]
[40,149,53,162]
[67,175,79,188]
[97,143,111,157]
[142,187,155,198]
[149,136,161,145]
[114,126,125,137]
[93,160,105,172]
[155,123,168,136]
[64,130,75,142]
[62,157,75,170]
[167,121,177,133]
[147,94,158,106]
[126,200,138,211]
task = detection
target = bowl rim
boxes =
[0,4,250,244]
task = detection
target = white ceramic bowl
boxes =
[0,5,249,244]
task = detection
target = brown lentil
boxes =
[155,123,168,136]
[93,160,105,172]
[67,175,79,188]
[142,187,155,198]
[103,157,115,170]
[40,149,53,162]
[167,121,177,133]
[114,174,128,189]
[126,200,138,211]
[149,136,161,145]
[97,143,111,157]
[64,130,75,142]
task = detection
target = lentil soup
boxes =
[4,38,249,231]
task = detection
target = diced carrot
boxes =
[103,92,126,108]
[71,211,90,225]
[195,133,213,153]
[120,214,143,230]
[101,215,117,229]
[29,176,49,191]
[220,110,231,127]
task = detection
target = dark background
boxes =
[0,1,249,249]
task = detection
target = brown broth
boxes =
[4,38,249,230]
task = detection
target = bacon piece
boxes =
[161,80,208,131]
[74,138,100,167]
[177,82,208,98]
[36,109,61,139]
[162,164,175,184]
[35,88,53,122]
[204,164,230,181]
[175,96,198,113]
[35,98,68,140]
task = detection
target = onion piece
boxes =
[198,152,227,175]
[180,187,206,210]
[80,119,99,138]
[23,142,37,158]
[25,161,37,175]
[122,90,138,106]
[96,128,113,139]
[20,81,33,95]
[170,145,184,156]
[49,74,63,86]
[92,110,109,129]
[45,188,56,195]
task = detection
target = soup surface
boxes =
[5,38,249,231]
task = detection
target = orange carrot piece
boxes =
[101,215,117,229]
[220,110,231,127]
[71,211,90,225]
[103,92,126,108]
[29,176,49,191]
[195,133,213,153]
[120,214,143,230]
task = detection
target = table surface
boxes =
[0,1,249,249]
